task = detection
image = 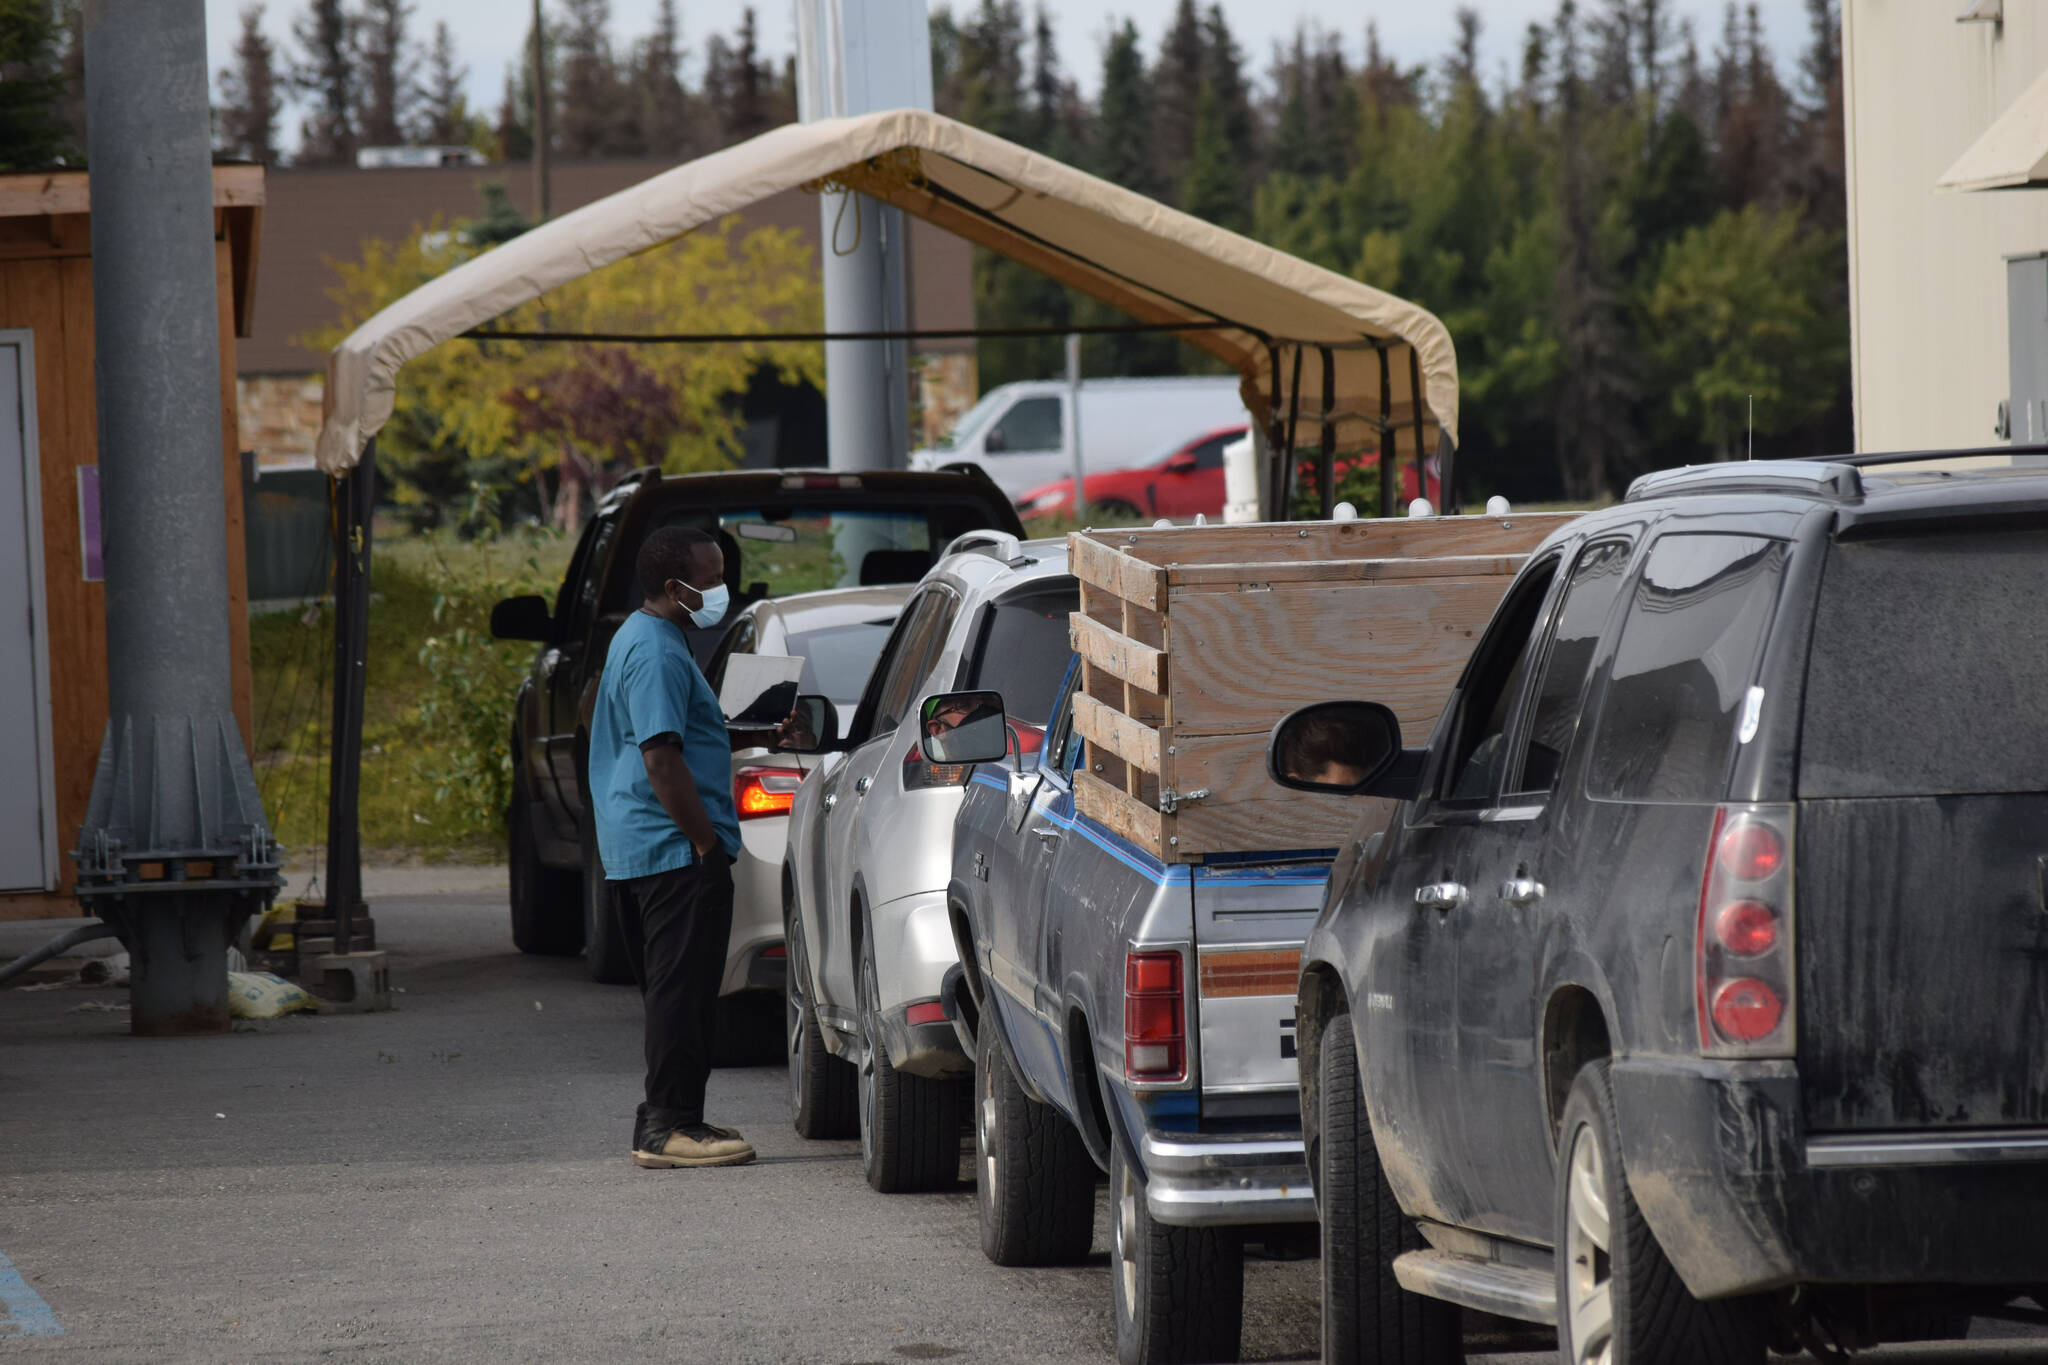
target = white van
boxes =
[908,376,1249,500]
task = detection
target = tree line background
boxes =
[0,0,1849,502]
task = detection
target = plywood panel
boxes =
[1171,731,1399,859]
[1165,575,1515,740]
[1096,513,1575,570]
[1165,551,1529,592]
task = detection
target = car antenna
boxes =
[1747,395,1754,461]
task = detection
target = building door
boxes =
[0,332,56,893]
[2007,254,2048,443]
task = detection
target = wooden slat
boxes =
[1166,575,1518,739]
[0,165,266,220]
[1072,691,1162,776]
[1167,552,1530,592]
[216,237,254,747]
[1169,731,1399,858]
[1071,611,1165,695]
[1067,530,1167,612]
[1096,512,1576,570]
[1073,770,1165,857]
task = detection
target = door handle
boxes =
[1500,877,1545,907]
[1032,827,1063,845]
[854,776,871,795]
[1415,882,1468,912]
[822,793,838,812]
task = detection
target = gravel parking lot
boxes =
[2,894,2042,1362]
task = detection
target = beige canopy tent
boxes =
[1937,64,2048,191]
[315,106,1458,491]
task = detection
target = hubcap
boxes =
[978,1060,998,1205]
[1564,1123,1616,1365]
[786,922,807,1117]
[1115,1159,1140,1322]
[858,954,878,1171]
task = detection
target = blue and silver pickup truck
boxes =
[930,661,1327,1365]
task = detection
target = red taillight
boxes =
[1125,951,1186,1082]
[735,765,802,820]
[905,1000,947,1026]
[760,944,787,959]
[902,743,971,790]
[1714,901,1778,956]
[1716,820,1784,883]
[1710,978,1784,1040]
[1696,803,1796,1057]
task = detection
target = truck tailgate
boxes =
[1191,862,1327,1094]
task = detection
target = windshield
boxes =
[787,619,897,706]
[634,507,933,602]
[934,389,1011,451]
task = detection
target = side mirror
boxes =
[984,427,1008,454]
[918,690,1010,765]
[490,594,552,642]
[1267,701,1406,794]
[775,694,840,754]
[1164,451,1198,474]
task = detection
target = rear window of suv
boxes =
[1587,533,1789,803]
[1800,528,2048,798]
[965,585,1079,727]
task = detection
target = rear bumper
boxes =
[1611,1056,2048,1299]
[1139,1130,1317,1229]
[722,815,788,997]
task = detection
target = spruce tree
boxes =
[354,0,418,148]
[0,0,72,170]
[1091,19,1150,193]
[1179,78,1242,231]
[218,3,284,164]
[417,21,471,146]
[291,0,355,165]
[631,0,691,158]
[556,0,626,157]
[1150,0,1203,189]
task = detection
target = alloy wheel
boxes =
[857,951,879,1172]
[1563,1121,1616,1365]
[786,919,808,1117]
[1115,1155,1141,1322]
[978,1051,1000,1205]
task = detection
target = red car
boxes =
[1015,425,1438,522]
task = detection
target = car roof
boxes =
[742,584,911,635]
[594,465,1021,518]
[925,536,1071,600]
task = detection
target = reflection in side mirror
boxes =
[776,694,840,754]
[490,594,552,642]
[1267,701,1403,794]
[918,690,1010,766]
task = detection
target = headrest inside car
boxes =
[860,549,931,586]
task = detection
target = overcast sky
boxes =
[203,0,1814,152]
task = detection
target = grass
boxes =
[250,525,572,865]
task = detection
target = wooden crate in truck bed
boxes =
[1067,514,1574,862]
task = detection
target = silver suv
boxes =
[782,533,1077,1192]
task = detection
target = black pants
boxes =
[612,852,734,1149]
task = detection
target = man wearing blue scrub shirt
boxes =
[589,524,767,1168]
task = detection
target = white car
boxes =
[700,586,910,1052]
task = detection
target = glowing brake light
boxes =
[1124,951,1186,1082]
[1695,804,1796,1057]
[734,765,803,820]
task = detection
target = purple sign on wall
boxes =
[77,465,101,582]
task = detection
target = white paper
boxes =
[719,653,806,723]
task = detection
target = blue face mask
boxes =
[679,581,729,629]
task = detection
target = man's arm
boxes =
[641,737,719,858]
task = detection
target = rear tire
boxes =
[857,934,967,1192]
[581,820,634,985]
[1317,1010,1461,1364]
[1110,1137,1244,1364]
[975,1006,1096,1265]
[787,907,856,1139]
[508,762,582,956]
[1555,1060,1767,1365]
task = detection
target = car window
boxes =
[554,514,603,623]
[1043,663,1084,781]
[1586,533,1789,804]
[963,584,1079,726]
[1192,433,1237,471]
[987,397,1062,454]
[873,591,959,734]
[1507,539,1634,796]
[1799,527,2048,798]
[1440,555,1561,804]
[567,515,619,640]
[786,616,900,706]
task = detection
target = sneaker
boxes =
[632,1123,755,1168]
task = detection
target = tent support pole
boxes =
[1279,345,1304,522]
[1318,346,1337,517]
[1261,343,1284,521]
[1377,345,1396,518]
[324,440,377,956]
[1408,348,1429,510]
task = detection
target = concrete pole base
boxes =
[124,902,238,1036]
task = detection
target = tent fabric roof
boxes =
[1937,64,2048,191]
[315,108,1458,475]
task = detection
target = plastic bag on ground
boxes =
[227,971,319,1019]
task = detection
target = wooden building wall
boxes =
[0,209,255,920]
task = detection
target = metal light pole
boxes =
[795,0,930,472]
[531,0,551,221]
[76,0,280,1035]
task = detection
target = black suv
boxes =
[489,468,1022,980]
[1275,453,2048,1361]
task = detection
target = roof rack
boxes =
[1625,460,1863,503]
[942,529,1029,565]
[1828,443,2048,467]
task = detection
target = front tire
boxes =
[1110,1137,1244,1364]
[1555,1060,1767,1365]
[787,905,855,1138]
[508,762,582,956]
[1317,1010,1461,1364]
[857,933,966,1192]
[581,820,634,985]
[975,1005,1095,1265]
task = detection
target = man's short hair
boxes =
[637,526,718,597]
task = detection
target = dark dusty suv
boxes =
[1275,452,2048,1362]
[490,467,1023,982]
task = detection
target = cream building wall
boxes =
[1845,1,2048,451]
